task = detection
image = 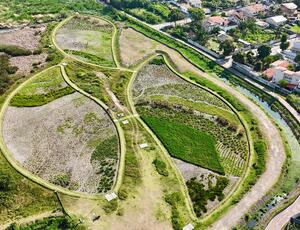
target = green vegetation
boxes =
[164,192,185,230]
[0,45,31,56]
[58,16,115,67]
[0,54,18,94]
[65,61,132,107]
[153,158,168,177]
[187,176,229,217]
[142,115,224,174]
[10,67,75,107]
[0,0,105,23]
[65,49,115,67]
[109,0,183,24]
[287,94,300,113]
[118,122,141,200]
[92,135,119,193]
[0,150,59,224]
[291,24,300,34]
[51,173,71,188]
[6,216,80,230]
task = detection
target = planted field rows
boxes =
[55,15,115,67]
[3,67,120,194]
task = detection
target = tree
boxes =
[254,61,263,71]
[280,34,289,50]
[169,8,185,22]
[188,8,205,22]
[295,53,300,65]
[279,79,288,88]
[219,40,236,56]
[257,45,271,59]
[232,52,246,64]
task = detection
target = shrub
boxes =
[0,44,31,56]
[152,158,168,176]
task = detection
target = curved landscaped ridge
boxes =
[131,55,250,217]
[1,66,120,195]
[1,4,298,229]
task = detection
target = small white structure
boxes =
[291,40,300,52]
[122,120,129,125]
[183,223,194,230]
[266,15,287,27]
[139,143,149,149]
[105,192,117,202]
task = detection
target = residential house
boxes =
[203,16,237,32]
[281,2,298,17]
[266,15,287,27]
[291,40,300,52]
[239,3,266,18]
[263,60,290,81]
[272,67,300,89]
[226,10,247,24]
[255,19,269,28]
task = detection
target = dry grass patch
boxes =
[3,93,119,194]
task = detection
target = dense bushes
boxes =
[287,94,300,113]
[0,54,18,94]
[165,192,185,230]
[187,176,229,217]
[152,158,168,177]
[0,45,31,56]
[6,216,79,230]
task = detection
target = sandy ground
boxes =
[9,53,47,75]
[0,26,45,51]
[266,195,300,230]
[3,93,118,194]
[119,28,157,66]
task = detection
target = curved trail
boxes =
[197,70,286,229]
[266,196,300,230]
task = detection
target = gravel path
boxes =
[266,196,300,230]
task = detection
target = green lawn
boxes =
[142,115,224,174]
[10,67,75,107]
[232,28,276,44]
[291,24,300,34]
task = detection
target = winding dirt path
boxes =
[266,196,300,230]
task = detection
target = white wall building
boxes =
[273,67,300,89]
[266,15,287,27]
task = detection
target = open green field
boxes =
[56,15,115,67]
[142,115,224,174]
[10,66,75,107]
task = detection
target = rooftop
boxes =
[282,2,298,10]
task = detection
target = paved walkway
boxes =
[266,196,300,230]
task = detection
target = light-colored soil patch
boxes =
[3,93,118,194]
[9,53,47,75]
[0,26,46,51]
[119,27,201,72]
[119,28,157,66]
